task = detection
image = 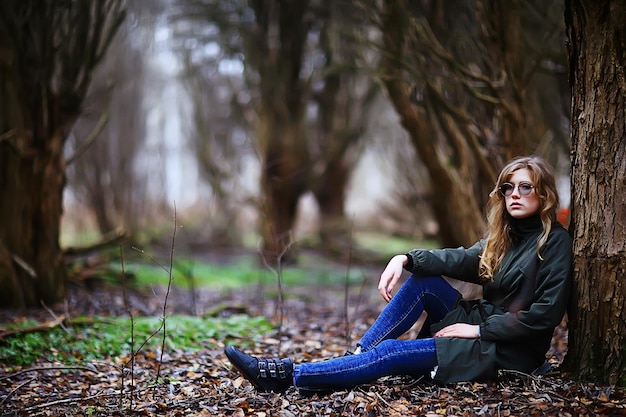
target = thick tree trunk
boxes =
[564,0,626,386]
[250,0,312,263]
[313,158,350,253]
[0,131,67,308]
[380,0,485,247]
[258,117,308,262]
[0,1,124,308]
[90,168,116,235]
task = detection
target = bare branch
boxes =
[65,105,110,166]
[9,253,37,279]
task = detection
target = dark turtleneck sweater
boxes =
[508,213,543,244]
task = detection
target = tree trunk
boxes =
[564,0,626,386]
[313,158,350,253]
[311,10,372,253]
[380,0,485,247]
[251,0,312,263]
[90,165,116,234]
[0,1,125,308]
[378,0,560,246]
[0,130,67,308]
[258,117,308,262]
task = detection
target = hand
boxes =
[378,255,408,302]
[433,323,480,339]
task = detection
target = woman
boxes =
[225,155,572,392]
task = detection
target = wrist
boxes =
[403,253,414,270]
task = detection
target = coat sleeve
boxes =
[405,240,484,284]
[479,227,572,341]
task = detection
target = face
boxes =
[502,168,541,219]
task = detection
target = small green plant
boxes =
[0,315,273,368]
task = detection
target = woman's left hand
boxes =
[434,323,480,339]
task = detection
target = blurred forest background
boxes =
[64,0,571,258]
[1,0,625,409]
[1,0,578,319]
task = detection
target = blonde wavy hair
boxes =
[478,156,560,281]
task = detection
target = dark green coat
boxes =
[404,216,572,383]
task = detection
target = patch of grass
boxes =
[65,227,436,290]
[0,315,273,368]
[117,258,366,289]
[355,231,439,258]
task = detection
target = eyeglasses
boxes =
[499,182,535,197]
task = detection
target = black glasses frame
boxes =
[499,182,535,197]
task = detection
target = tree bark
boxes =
[310,4,375,252]
[0,1,125,308]
[313,157,351,252]
[0,131,67,307]
[258,117,308,261]
[250,0,312,262]
[564,0,626,386]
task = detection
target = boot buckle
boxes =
[258,361,267,378]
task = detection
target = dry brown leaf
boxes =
[1,283,624,416]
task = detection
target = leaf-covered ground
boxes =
[1,280,624,416]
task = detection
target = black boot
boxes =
[224,346,294,393]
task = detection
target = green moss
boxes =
[0,315,273,368]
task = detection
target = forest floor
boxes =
[1,272,625,416]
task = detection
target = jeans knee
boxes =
[369,339,436,377]
[372,339,402,358]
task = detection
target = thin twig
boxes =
[343,220,355,347]
[0,366,98,382]
[63,228,126,259]
[120,244,135,413]
[0,316,67,341]
[130,248,170,274]
[498,368,539,381]
[9,253,37,278]
[0,376,37,407]
[126,208,180,388]
[21,391,113,412]
[0,128,16,142]
[260,233,294,356]
[40,301,71,334]
[65,105,110,166]
[356,386,402,413]
[156,203,178,382]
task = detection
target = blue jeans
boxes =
[293,275,460,390]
